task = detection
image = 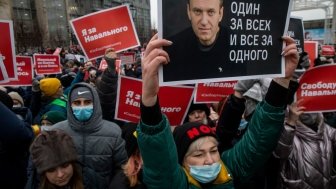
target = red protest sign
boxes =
[195,81,237,103]
[304,41,318,68]
[0,57,9,83]
[115,76,194,126]
[0,20,17,80]
[1,56,34,86]
[321,45,335,57]
[119,52,135,64]
[70,5,140,60]
[53,47,62,55]
[34,54,61,75]
[116,59,121,74]
[98,59,108,71]
[99,59,121,74]
[296,64,336,112]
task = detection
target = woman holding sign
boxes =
[136,34,299,188]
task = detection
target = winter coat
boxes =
[109,169,147,189]
[274,114,336,189]
[96,59,120,124]
[0,102,34,188]
[52,82,127,189]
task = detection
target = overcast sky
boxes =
[150,0,157,28]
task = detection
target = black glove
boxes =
[104,57,116,73]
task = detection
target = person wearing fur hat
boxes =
[0,91,34,188]
[136,34,298,188]
[273,100,336,188]
[52,82,127,189]
[109,122,146,189]
[31,77,67,124]
[29,130,84,188]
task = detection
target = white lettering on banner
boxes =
[230,18,243,30]
[126,91,141,99]
[37,58,57,62]
[240,35,259,46]
[231,2,260,16]
[125,90,141,107]
[229,49,268,63]
[201,93,228,98]
[124,112,140,119]
[246,19,271,31]
[89,42,122,54]
[301,82,336,90]
[125,98,140,107]
[17,72,29,76]
[301,90,336,97]
[84,26,128,43]
[261,35,273,46]
[230,34,237,45]
[16,62,25,66]
[161,107,181,113]
[288,31,295,37]
[203,82,236,88]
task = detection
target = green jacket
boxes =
[137,101,284,189]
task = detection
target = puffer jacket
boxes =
[52,82,127,189]
[274,114,336,189]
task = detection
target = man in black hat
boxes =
[52,82,127,189]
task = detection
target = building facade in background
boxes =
[12,0,151,53]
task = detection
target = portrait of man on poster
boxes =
[162,0,236,84]
[160,0,292,85]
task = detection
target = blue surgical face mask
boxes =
[72,105,94,122]
[189,162,221,183]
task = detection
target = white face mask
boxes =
[41,126,52,131]
[13,104,22,108]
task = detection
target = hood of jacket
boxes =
[67,82,103,132]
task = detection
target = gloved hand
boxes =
[104,48,117,72]
[233,79,259,94]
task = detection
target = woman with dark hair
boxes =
[29,129,84,189]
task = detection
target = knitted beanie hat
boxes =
[173,122,217,164]
[30,129,78,174]
[8,91,24,106]
[40,78,62,97]
[40,111,66,125]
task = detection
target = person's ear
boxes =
[187,4,191,20]
[219,6,224,22]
